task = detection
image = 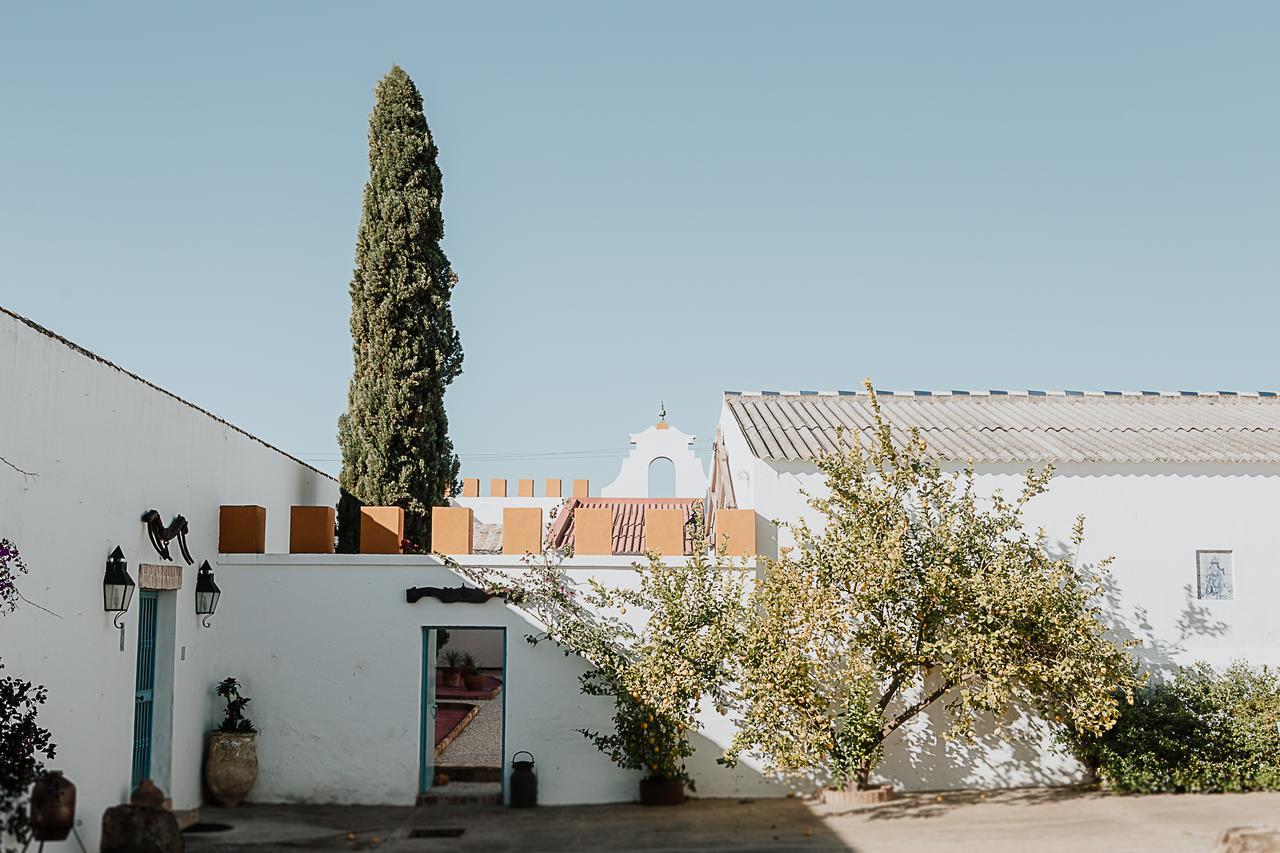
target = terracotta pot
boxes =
[30,770,76,841]
[439,667,464,688]
[463,673,487,691]
[639,776,686,806]
[206,731,258,807]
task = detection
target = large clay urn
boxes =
[205,731,258,807]
[29,770,76,841]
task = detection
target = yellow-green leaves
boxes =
[730,381,1138,789]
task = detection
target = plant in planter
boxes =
[205,677,258,807]
[454,507,745,805]
[461,653,487,691]
[439,650,466,688]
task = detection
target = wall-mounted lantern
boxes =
[103,546,135,629]
[195,560,220,628]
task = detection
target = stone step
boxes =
[417,781,503,807]
[436,765,502,783]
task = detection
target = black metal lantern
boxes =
[103,546,135,628]
[195,560,220,627]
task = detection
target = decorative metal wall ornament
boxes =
[194,561,221,627]
[141,509,193,565]
[405,585,495,605]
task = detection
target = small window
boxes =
[1196,550,1234,600]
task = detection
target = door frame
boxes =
[419,625,508,800]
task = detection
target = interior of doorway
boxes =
[420,626,506,805]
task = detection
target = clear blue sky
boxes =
[2,3,1277,487]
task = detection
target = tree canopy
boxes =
[338,65,462,549]
[728,383,1138,789]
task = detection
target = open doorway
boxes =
[419,626,506,805]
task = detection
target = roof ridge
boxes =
[725,389,1279,399]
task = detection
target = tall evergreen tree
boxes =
[337,66,462,551]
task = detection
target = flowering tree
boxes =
[0,539,26,615]
[726,383,1139,791]
[0,539,55,853]
[455,511,745,789]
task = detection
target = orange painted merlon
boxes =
[572,479,590,497]
[289,506,335,554]
[573,507,613,555]
[503,507,543,555]
[655,421,669,430]
[645,508,686,556]
[219,505,266,554]
[713,509,757,557]
[360,506,405,555]
[490,479,507,497]
[431,506,473,554]
[517,479,535,497]
[462,478,480,498]
[546,479,562,498]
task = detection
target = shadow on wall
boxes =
[875,543,1232,792]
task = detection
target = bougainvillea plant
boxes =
[0,539,56,853]
[453,508,746,788]
[0,538,27,615]
[724,381,1140,791]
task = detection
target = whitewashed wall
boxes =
[212,555,784,806]
[0,309,336,849]
[718,402,1280,789]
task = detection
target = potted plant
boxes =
[455,507,745,807]
[439,650,465,688]
[461,652,486,691]
[205,677,258,807]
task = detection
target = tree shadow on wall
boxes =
[870,545,1230,802]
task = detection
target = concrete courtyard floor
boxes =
[184,788,1280,852]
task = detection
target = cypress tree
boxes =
[337,66,462,551]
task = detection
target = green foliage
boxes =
[1,662,55,853]
[727,381,1138,790]
[215,677,255,733]
[337,65,462,550]
[1059,661,1280,793]
[0,540,54,853]
[441,649,466,669]
[456,510,746,786]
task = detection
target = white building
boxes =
[715,389,1280,787]
[7,300,1280,845]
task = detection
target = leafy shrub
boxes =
[215,677,255,733]
[1,662,56,853]
[1062,661,1280,793]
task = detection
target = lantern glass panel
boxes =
[104,579,135,613]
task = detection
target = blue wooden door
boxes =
[131,591,158,789]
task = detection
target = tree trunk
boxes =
[854,756,872,790]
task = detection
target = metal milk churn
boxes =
[509,751,537,807]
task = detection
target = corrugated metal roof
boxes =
[725,390,1280,465]
[547,498,698,555]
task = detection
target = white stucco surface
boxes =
[601,423,707,498]
[212,555,783,806]
[718,402,1280,789]
[0,309,337,849]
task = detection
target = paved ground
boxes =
[184,788,1280,852]
[436,693,502,768]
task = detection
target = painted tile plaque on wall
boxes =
[1196,551,1233,600]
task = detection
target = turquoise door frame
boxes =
[419,626,508,801]
[131,591,159,789]
[418,628,438,795]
